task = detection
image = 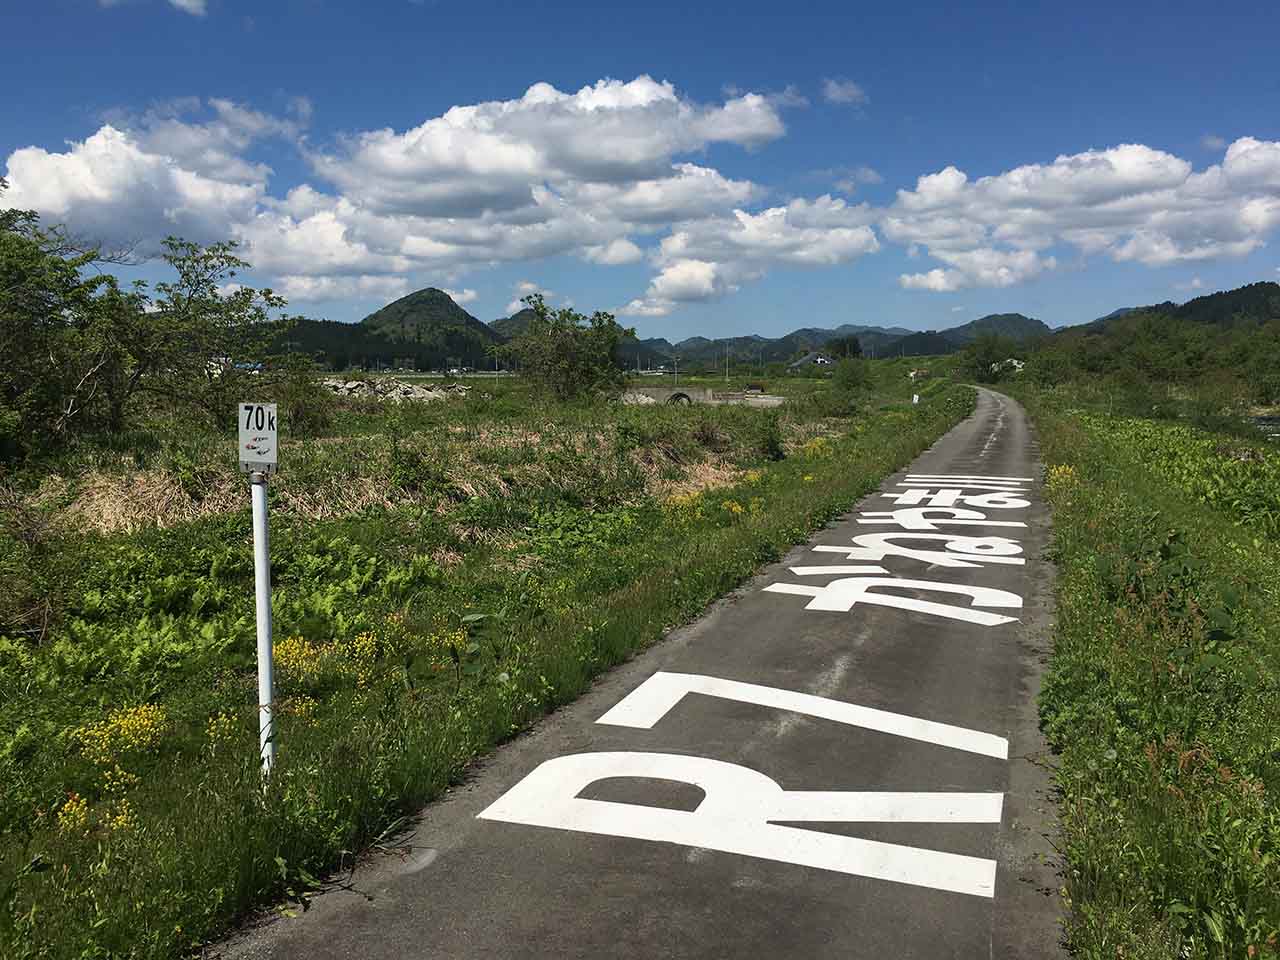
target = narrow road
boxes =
[222,388,1062,959]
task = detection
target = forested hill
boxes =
[1090,282,1280,332]
[873,313,1050,358]
[284,288,502,369]
[964,313,1051,340]
[488,308,537,340]
[1157,281,1280,328]
[361,288,500,350]
[1034,280,1280,404]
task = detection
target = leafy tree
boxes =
[961,332,1020,383]
[145,238,293,425]
[494,294,634,401]
[0,181,118,456]
[1,179,296,458]
[826,335,863,358]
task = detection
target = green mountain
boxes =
[873,313,1050,358]
[281,286,1056,372]
[282,287,502,370]
[958,313,1051,342]
[1083,282,1280,337]
[1039,280,1280,400]
[1165,281,1280,327]
[489,308,538,340]
[658,324,914,365]
[361,288,501,356]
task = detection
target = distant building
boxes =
[787,351,835,371]
[990,358,1026,375]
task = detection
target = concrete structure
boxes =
[623,385,785,408]
[787,351,835,371]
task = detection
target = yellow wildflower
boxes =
[721,499,745,517]
[78,704,166,767]
[800,436,832,458]
[1046,464,1077,491]
[107,799,138,833]
[336,631,381,687]
[802,474,815,483]
[282,695,318,722]
[205,711,238,750]
[57,793,89,835]
[101,764,140,796]
[274,635,321,682]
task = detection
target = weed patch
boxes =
[1016,388,1280,958]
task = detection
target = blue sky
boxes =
[4,0,1279,339]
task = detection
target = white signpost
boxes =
[239,403,278,773]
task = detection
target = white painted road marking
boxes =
[881,489,1032,509]
[858,507,1026,530]
[809,533,1025,569]
[905,474,1033,483]
[478,752,1001,897]
[596,671,1009,758]
[764,577,1021,625]
[898,481,1029,491]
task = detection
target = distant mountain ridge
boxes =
[282,286,1056,370]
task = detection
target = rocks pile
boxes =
[620,391,658,405]
[321,377,469,403]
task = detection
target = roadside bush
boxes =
[270,355,336,438]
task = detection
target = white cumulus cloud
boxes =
[822,78,869,105]
[583,238,644,264]
[886,137,1280,290]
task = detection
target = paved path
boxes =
[222,388,1063,960]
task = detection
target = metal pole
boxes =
[250,471,276,774]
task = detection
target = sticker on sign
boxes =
[238,403,278,474]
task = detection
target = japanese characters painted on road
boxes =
[803,532,1026,570]
[858,507,1026,530]
[478,672,1006,897]
[763,576,1022,625]
[904,474,1033,484]
[238,403,278,475]
[881,488,1031,509]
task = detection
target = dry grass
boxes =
[648,459,744,500]
[64,470,243,534]
[32,414,798,535]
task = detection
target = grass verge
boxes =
[1015,390,1280,958]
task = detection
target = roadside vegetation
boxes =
[950,282,1280,956]
[1,192,977,958]
[1008,389,1280,958]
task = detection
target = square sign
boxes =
[238,403,278,474]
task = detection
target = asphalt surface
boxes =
[219,388,1064,960]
